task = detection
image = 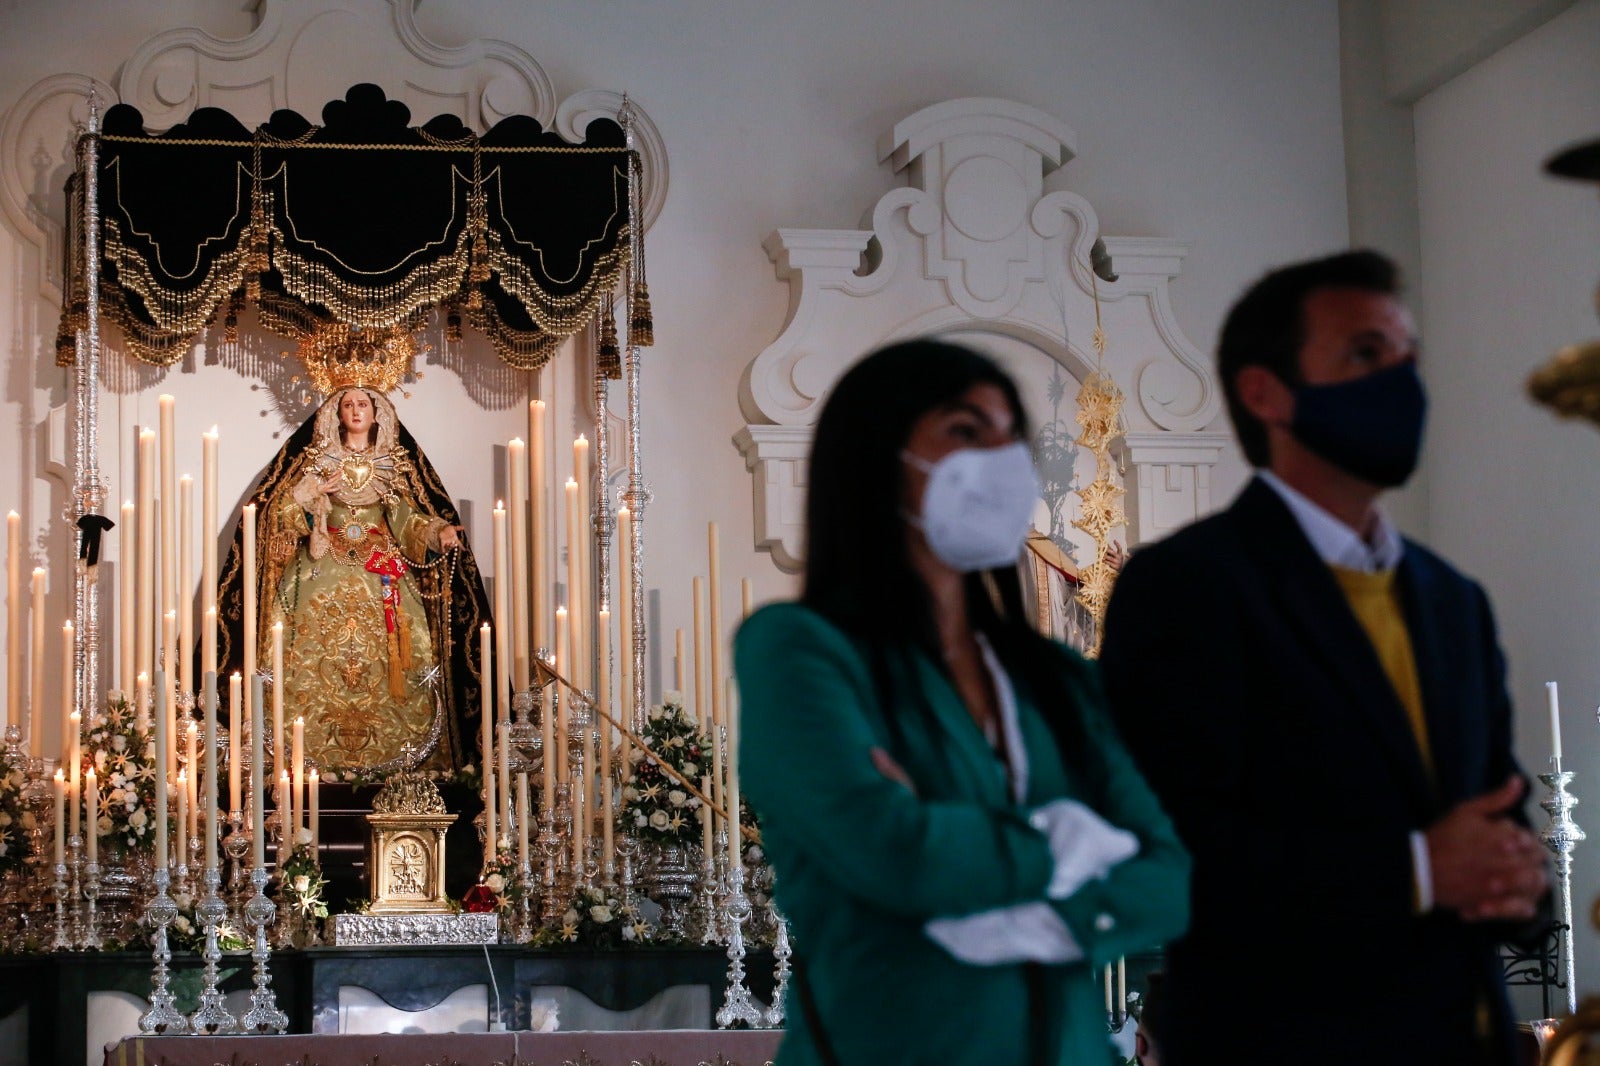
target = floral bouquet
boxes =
[618,692,711,848]
[280,843,329,920]
[0,749,33,875]
[164,886,249,953]
[477,844,527,915]
[535,884,651,949]
[85,693,159,853]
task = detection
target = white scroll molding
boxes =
[739,97,1223,572]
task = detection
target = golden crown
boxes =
[296,321,420,396]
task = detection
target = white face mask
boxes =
[903,441,1040,572]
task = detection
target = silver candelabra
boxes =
[1539,767,1584,1016]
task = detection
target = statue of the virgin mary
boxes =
[216,385,491,774]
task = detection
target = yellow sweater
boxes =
[1329,565,1433,778]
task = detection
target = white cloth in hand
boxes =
[1029,797,1140,900]
[925,901,1085,965]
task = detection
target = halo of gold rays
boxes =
[1069,273,1126,657]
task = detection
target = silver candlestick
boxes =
[695,846,721,945]
[51,861,69,950]
[137,868,189,1034]
[1539,768,1584,1015]
[714,863,763,1029]
[763,906,792,1028]
[188,864,238,1033]
[239,867,287,1033]
[81,860,101,950]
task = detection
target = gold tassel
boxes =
[630,280,654,347]
[387,628,406,700]
[397,610,413,670]
[598,295,621,378]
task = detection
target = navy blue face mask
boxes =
[1289,361,1427,487]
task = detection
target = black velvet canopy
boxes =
[59,83,645,368]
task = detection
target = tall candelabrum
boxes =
[188,862,237,1033]
[137,868,189,1034]
[239,866,287,1033]
[713,860,763,1029]
[1540,765,1585,1016]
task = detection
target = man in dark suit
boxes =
[1099,250,1548,1065]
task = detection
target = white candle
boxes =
[496,721,511,850]
[7,509,20,737]
[69,708,81,841]
[508,438,530,693]
[573,763,586,869]
[529,399,548,652]
[292,716,305,836]
[573,436,591,693]
[175,769,187,867]
[309,768,320,855]
[742,578,753,621]
[617,505,634,731]
[701,773,715,859]
[159,394,176,624]
[674,628,685,694]
[179,475,193,695]
[709,522,723,729]
[201,429,218,680]
[162,610,178,778]
[492,502,510,723]
[277,770,289,867]
[692,576,707,728]
[85,767,98,864]
[228,668,242,812]
[563,479,580,692]
[480,623,496,853]
[184,719,198,839]
[137,430,155,688]
[516,770,530,869]
[203,670,218,870]
[29,567,44,759]
[555,606,569,783]
[53,770,64,866]
[120,500,134,699]
[241,504,257,761]
[135,671,150,736]
[725,678,740,873]
[250,673,265,869]
[270,622,283,787]
[154,668,169,870]
[1548,681,1563,764]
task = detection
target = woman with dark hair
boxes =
[735,339,1189,1065]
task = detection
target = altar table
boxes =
[104,1030,786,1066]
[0,946,776,1066]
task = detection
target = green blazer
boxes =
[735,603,1190,1066]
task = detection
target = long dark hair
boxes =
[801,338,1099,794]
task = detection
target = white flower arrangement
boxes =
[617,694,711,848]
[536,884,651,949]
[84,693,158,853]
[0,752,30,875]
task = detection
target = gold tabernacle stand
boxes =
[364,771,456,915]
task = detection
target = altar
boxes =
[1,946,777,1066]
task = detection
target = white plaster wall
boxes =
[1411,0,1600,999]
[0,0,1353,741]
